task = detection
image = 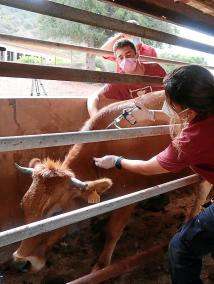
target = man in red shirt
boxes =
[101,19,157,72]
[95,65,214,284]
[87,39,165,117]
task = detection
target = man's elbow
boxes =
[87,96,99,117]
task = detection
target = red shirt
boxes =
[157,115,214,184]
[138,42,157,58]
[100,62,166,100]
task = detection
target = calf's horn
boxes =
[15,163,34,175]
[70,177,88,190]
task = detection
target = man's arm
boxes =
[87,86,116,117]
[87,90,102,117]
[101,33,125,51]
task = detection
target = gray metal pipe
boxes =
[0,125,171,152]
[0,174,200,247]
[0,33,214,70]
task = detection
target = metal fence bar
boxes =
[0,125,171,152]
[102,0,214,37]
[139,55,214,71]
[0,0,214,54]
[67,242,168,284]
[0,62,163,84]
[0,33,112,58]
[0,174,200,247]
[1,33,214,70]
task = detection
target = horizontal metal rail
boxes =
[102,0,214,37]
[0,0,214,54]
[0,125,171,152]
[0,33,112,58]
[140,55,214,71]
[0,174,200,247]
[0,62,163,84]
[1,33,214,70]
[67,242,167,284]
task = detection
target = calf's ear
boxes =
[79,178,112,204]
[29,158,42,168]
[87,178,112,195]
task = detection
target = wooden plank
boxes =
[184,0,214,16]
[0,174,200,247]
[0,0,214,53]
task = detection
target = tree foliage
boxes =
[159,52,208,73]
[38,0,178,48]
[0,6,38,36]
[1,1,205,72]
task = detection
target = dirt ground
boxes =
[0,77,102,97]
[1,187,214,284]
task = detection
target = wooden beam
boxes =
[0,62,163,85]
[183,0,214,16]
[102,0,214,36]
[0,0,214,54]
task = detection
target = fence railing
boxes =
[0,125,172,152]
[0,0,213,54]
[1,34,214,70]
[0,174,200,247]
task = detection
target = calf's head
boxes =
[13,158,112,272]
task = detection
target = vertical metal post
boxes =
[0,47,6,61]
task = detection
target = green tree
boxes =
[38,0,178,69]
[38,0,108,70]
[159,52,208,73]
[0,6,38,36]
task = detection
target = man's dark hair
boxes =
[113,39,136,53]
[164,65,214,119]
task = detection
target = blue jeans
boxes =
[169,203,214,284]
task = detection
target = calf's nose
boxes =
[12,260,31,272]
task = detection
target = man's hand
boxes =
[94,155,119,169]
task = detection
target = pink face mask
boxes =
[119,57,137,73]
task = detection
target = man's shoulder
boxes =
[100,83,130,99]
[139,42,155,51]
[139,43,157,57]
